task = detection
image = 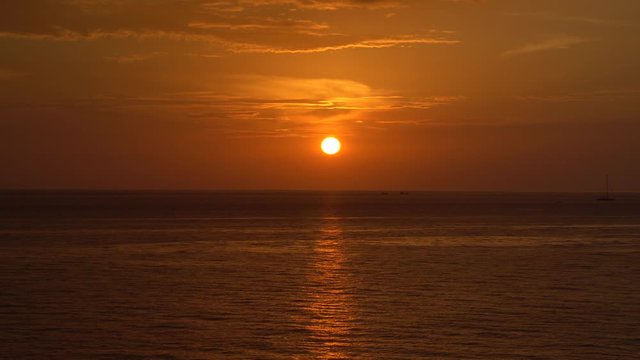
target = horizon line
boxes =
[0,188,636,195]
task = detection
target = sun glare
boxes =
[321,137,341,155]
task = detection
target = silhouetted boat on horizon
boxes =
[597,175,615,201]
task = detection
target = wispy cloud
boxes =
[0,1,461,56]
[105,52,164,64]
[503,35,597,57]
[516,89,640,103]
[505,12,631,27]
[187,18,329,32]
[202,0,402,11]
[2,75,463,136]
[0,29,458,55]
[114,76,462,116]
[228,35,460,54]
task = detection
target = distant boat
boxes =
[597,175,615,201]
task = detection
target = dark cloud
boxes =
[0,0,458,54]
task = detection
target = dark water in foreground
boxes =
[1,191,639,359]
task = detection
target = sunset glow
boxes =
[1,2,639,359]
[1,1,639,191]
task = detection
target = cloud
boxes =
[505,12,631,27]
[188,19,330,32]
[227,35,459,53]
[0,1,459,54]
[0,28,232,45]
[105,52,164,64]
[515,89,640,103]
[243,0,478,10]
[202,0,402,11]
[2,76,463,136]
[0,28,458,55]
[0,0,398,39]
[503,35,597,57]
[118,76,462,116]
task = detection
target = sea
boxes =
[0,191,639,359]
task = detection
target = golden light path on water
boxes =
[303,215,355,359]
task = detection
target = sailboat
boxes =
[597,175,615,201]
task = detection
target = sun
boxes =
[321,137,341,155]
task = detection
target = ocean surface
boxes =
[1,191,639,359]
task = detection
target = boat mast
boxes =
[597,174,614,201]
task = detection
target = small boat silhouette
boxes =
[597,175,615,201]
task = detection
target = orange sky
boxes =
[1,0,639,191]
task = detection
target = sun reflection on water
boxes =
[303,218,356,359]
